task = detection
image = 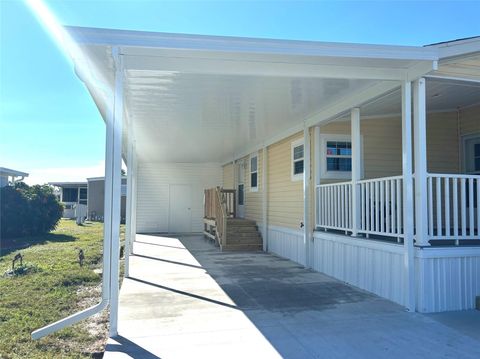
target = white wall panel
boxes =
[416,247,480,312]
[136,162,222,233]
[313,231,407,307]
[267,225,306,266]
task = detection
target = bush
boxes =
[0,183,63,238]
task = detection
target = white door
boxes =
[169,184,192,233]
[237,160,245,218]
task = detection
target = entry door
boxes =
[237,160,245,218]
[169,184,192,233]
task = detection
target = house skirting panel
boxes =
[267,225,306,266]
[312,231,408,307]
[415,247,480,313]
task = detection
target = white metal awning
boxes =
[66,27,442,164]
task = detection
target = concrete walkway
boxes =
[104,234,480,358]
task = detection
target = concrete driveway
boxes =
[104,234,480,358]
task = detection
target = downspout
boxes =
[31,46,123,339]
[31,98,114,339]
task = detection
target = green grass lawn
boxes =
[0,219,124,359]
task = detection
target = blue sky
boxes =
[1,0,479,184]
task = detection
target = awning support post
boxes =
[413,78,430,247]
[303,125,312,268]
[401,81,416,312]
[108,47,124,337]
[351,108,361,237]
[262,145,268,252]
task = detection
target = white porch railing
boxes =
[316,173,480,245]
[316,181,353,232]
[358,176,404,240]
[427,174,480,243]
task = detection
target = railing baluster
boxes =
[477,179,480,236]
[370,182,377,231]
[453,178,459,241]
[436,177,442,237]
[380,180,385,233]
[428,176,433,237]
[469,178,474,236]
[396,179,401,235]
[461,178,466,237]
[360,183,365,231]
[385,180,390,234]
[391,180,396,234]
[444,177,450,237]
[374,181,379,232]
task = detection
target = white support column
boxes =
[401,81,416,312]
[124,140,135,278]
[314,126,321,227]
[108,48,124,337]
[413,78,430,247]
[262,146,268,252]
[303,125,312,268]
[351,108,361,236]
[131,146,137,247]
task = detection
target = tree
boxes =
[0,183,63,238]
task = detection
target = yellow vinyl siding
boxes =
[459,105,480,137]
[222,163,234,189]
[318,112,461,178]
[427,111,459,174]
[268,132,304,229]
[319,118,402,180]
[243,150,263,224]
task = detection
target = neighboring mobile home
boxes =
[49,181,88,219]
[0,167,28,187]
[33,29,480,339]
[87,176,127,222]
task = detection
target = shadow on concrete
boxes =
[134,241,188,250]
[131,253,204,269]
[106,335,161,359]
[129,276,240,310]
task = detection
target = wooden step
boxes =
[227,229,261,235]
[227,232,262,239]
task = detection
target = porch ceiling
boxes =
[359,77,480,118]
[67,27,440,163]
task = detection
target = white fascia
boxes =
[427,37,480,60]
[66,26,438,61]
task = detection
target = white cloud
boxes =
[25,161,106,185]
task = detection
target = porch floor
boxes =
[104,234,480,359]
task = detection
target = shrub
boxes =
[0,183,63,238]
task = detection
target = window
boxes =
[464,135,480,174]
[291,139,304,181]
[326,141,352,171]
[62,188,78,202]
[320,134,359,179]
[79,188,88,205]
[250,154,258,191]
[238,184,244,205]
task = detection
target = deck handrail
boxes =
[204,187,236,246]
[215,188,228,247]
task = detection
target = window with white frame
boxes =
[464,135,480,174]
[320,134,359,179]
[291,139,304,181]
[250,154,258,191]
